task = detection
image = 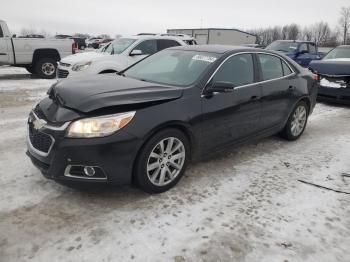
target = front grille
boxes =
[58,69,69,78]
[28,122,53,153]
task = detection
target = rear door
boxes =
[200,53,262,151]
[0,26,10,64]
[257,53,297,129]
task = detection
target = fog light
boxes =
[83,166,96,176]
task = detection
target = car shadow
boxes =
[0,74,38,80]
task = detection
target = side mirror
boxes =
[205,81,235,95]
[12,34,16,38]
[130,49,143,56]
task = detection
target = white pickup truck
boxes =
[0,20,75,78]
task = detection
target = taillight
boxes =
[72,43,77,54]
[312,73,320,81]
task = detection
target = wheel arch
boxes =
[32,49,61,65]
[131,121,197,183]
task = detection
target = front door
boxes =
[200,53,262,152]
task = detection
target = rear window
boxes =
[258,54,284,80]
[0,26,3,37]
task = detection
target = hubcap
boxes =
[147,137,186,186]
[41,63,55,76]
[290,105,307,136]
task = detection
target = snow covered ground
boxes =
[0,66,349,262]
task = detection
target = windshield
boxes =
[103,38,136,54]
[266,41,299,53]
[323,47,350,59]
[124,50,219,86]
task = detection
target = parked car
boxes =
[266,40,324,67]
[0,20,75,78]
[91,38,114,49]
[309,45,350,104]
[27,45,318,193]
[86,37,102,48]
[57,35,188,79]
[70,37,87,50]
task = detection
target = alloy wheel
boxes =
[147,137,186,186]
[41,63,56,76]
[290,105,307,137]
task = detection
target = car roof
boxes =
[122,35,189,42]
[168,44,264,54]
[274,40,315,44]
[337,45,350,48]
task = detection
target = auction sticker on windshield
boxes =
[192,55,217,63]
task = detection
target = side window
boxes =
[299,43,308,53]
[282,60,293,76]
[308,43,316,53]
[133,40,157,55]
[0,26,3,38]
[211,54,254,87]
[258,54,284,80]
[157,40,181,51]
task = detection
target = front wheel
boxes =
[281,101,309,141]
[135,128,190,194]
[34,58,57,79]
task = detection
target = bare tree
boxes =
[302,26,313,41]
[312,21,330,45]
[288,24,300,40]
[339,6,350,44]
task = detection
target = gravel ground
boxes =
[0,66,349,262]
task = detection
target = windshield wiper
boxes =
[117,72,126,77]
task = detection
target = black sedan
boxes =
[309,45,350,104]
[26,45,318,193]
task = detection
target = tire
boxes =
[280,101,309,141]
[134,128,190,194]
[25,65,36,74]
[34,58,57,79]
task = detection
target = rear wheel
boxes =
[135,128,190,194]
[34,58,57,79]
[281,101,309,141]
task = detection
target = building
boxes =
[167,28,256,45]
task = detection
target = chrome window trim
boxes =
[203,51,296,95]
[64,165,107,180]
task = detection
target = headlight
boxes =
[67,111,136,138]
[72,61,92,71]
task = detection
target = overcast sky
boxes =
[2,0,349,36]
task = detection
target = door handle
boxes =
[288,85,296,90]
[250,95,260,101]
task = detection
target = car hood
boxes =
[61,52,108,65]
[49,74,183,113]
[309,59,350,76]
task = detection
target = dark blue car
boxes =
[266,40,324,67]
